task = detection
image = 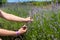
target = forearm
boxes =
[0,10,27,22]
[0,29,17,36]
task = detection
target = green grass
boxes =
[0,5,60,40]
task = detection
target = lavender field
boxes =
[0,3,60,40]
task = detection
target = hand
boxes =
[25,17,33,22]
[18,25,27,35]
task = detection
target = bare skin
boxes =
[0,10,33,36]
[0,25,27,36]
[0,10,33,22]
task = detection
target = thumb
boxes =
[22,25,27,30]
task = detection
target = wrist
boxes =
[16,31,20,35]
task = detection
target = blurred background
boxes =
[0,0,60,40]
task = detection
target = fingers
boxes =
[23,27,27,30]
[28,17,34,22]
[18,25,27,34]
[22,25,27,30]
